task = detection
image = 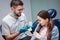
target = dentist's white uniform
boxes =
[2,13,31,40]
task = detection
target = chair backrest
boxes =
[0,25,4,40]
[31,20,38,33]
[0,25,2,32]
[53,19,60,39]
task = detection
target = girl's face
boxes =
[37,16,48,27]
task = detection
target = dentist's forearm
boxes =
[5,31,20,40]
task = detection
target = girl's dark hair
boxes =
[10,0,23,8]
[36,10,54,40]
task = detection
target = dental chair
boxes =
[0,25,4,40]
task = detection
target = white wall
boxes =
[30,0,60,22]
[22,0,32,22]
[0,0,11,24]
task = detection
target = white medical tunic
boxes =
[2,13,30,40]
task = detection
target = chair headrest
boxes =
[48,9,57,18]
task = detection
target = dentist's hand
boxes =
[26,22,33,31]
[27,22,33,28]
[18,22,33,34]
[18,26,28,34]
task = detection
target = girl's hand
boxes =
[33,32,40,39]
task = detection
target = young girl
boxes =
[31,10,59,40]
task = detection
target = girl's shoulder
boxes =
[51,26,59,40]
[52,25,59,31]
[52,25,59,37]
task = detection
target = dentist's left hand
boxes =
[18,26,28,34]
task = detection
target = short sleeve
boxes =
[2,22,10,36]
